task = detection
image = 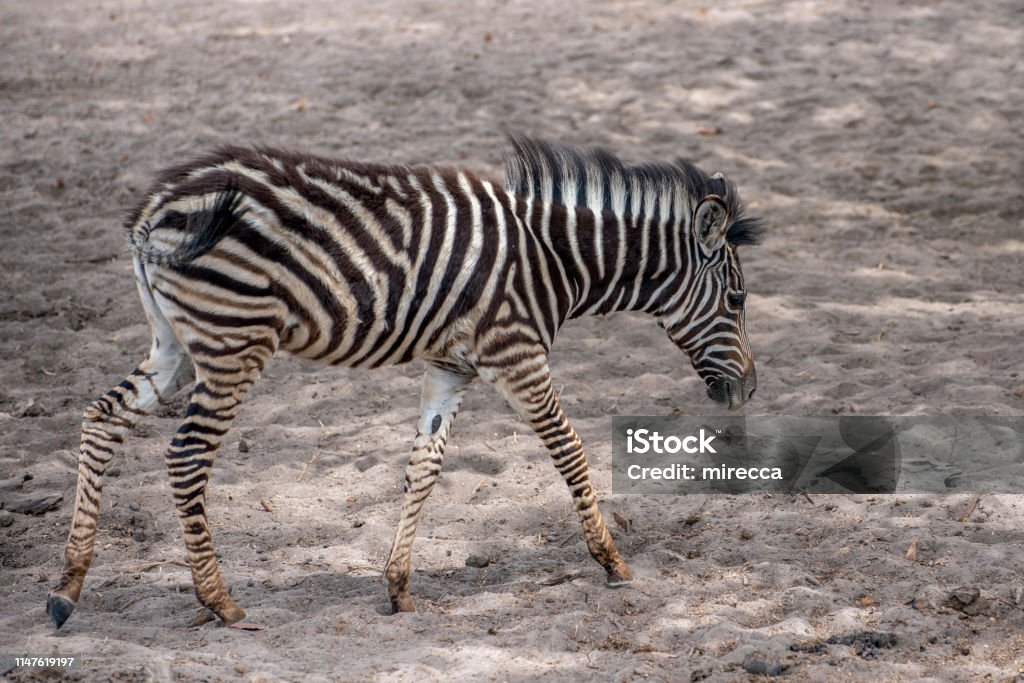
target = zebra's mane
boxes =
[504,136,761,247]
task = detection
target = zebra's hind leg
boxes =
[166,353,270,625]
[384,363,475,613]
[48,338,195,629]
[479,351,633,587]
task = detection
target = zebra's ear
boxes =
[695,195,729,251]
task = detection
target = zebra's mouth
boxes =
[706,375,754,410]
[707,378,739,409]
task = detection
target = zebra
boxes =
[47,136,761,628]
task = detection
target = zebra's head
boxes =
[658,183,761,410]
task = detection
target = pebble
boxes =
[944,586,979,611]
[0,510,13,527]
[15,399,46,417]
[465,554,490,568]
[0,472,30,491]
[132,528,147,542]
[0,491,62,515]
[129,502,141,512]
[742,653,782,677]
[943,586,986,615]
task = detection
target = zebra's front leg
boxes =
[480,353,633,586]
[384,363,475,613]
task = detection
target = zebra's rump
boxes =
[126,147,508,369]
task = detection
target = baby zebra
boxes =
[48,137,761,628]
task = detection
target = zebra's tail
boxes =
[128,186,248,268]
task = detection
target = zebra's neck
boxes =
[521,196,690,322]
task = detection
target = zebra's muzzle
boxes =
[707,368,756,409]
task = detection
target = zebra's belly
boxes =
[276,297,484,371]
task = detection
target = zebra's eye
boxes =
[728,290,746,308]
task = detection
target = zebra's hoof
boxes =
[46,593,76,629]
[216,603,247,626]
[390,596,416,614]
[606,565,634,588]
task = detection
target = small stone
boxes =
[0,510,13,527]
[465,554,490,568]
[0,473,29,492]
[129,502,141,512]
[238,438,250,453]
[943,586,980,612]
[826,631,897,655]
[107,466,121,478]
[742,653,782,677]
[352,520,364,528]
[0,491,62,515]
[15,399,46,417]
[132,528,147,542]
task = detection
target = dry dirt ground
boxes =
[1,0,1023,681]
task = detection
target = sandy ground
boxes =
[2,0,1023,680]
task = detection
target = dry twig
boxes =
[958,493,981,523]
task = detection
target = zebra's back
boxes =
[128,147,518,369]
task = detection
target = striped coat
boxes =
[48,138,760,627]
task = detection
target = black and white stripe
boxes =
[48,137,761,627]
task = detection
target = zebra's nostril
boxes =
[743,367,757,402]
[706,378,729,405]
